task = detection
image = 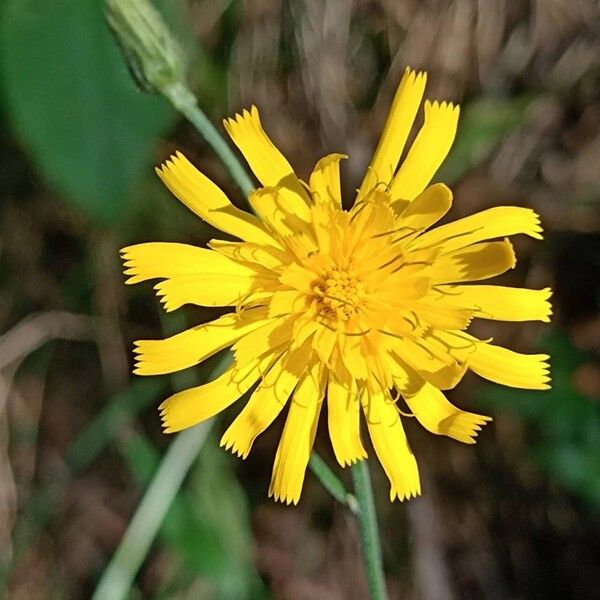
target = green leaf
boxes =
[120,432,266,600]
[189,440,267,599]
[0,0,175,224]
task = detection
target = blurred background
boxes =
[1,0,600,598]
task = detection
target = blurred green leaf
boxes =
[120,432,267,600]
[477,332,600,508]
[0,0,175,223]
[436,95,534,184]
[190,440,267,599]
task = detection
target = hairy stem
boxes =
[351,460,388,600]
[163,82,254,197]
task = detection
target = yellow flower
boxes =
[122,68,551,504]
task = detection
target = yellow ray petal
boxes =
[394,183,453,231]
[284,231,321,261]
[279,262,319,295]
[249,187,314,240]
[269,359,326,504]
[327,375,367,467]
[434,285,553,322]
[413,206,543,253]
[399,298,474,330]
[248,187,290,236]
[373,306,426,339]
[133,310,270,376]
[220,339,313,458]
[430,239,516,284]
[153,274,264,311]
[312,325,338,366]
[268,290,309,318]
[390,100,460,202]
[159,354,272,433]
[403,383,491,444]
[292,316,320,350]
[223,105,295,187]
[209,239,287,271]
[348,193,396,252]
[361,388,421,501]
[391,341,467,390]
[156,152,275,245]
[223,106,311,220]
[232,315,298,367]
[310,153,347,209]
[425,330,478,363]
[367,246,436,283]
[468,340,551,390]
[383,352,426,396]
[121,242,256,285]
[370,275,430,304]
[357,68,427,200]
[338,335,370,381]
[363,335,395,390]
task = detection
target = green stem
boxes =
[91,422,210,600]
[163,82,254,197]
[309,452,358,513]
[351,460,388,600]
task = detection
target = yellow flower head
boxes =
[122,68,551,504]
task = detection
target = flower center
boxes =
[314,267,365,321]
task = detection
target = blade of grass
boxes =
[91,317,230,600]
[91,422,212,600]
[119,429,267,599]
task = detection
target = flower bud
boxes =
[105,0,186,94]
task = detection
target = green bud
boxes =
[105,0,186,95]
